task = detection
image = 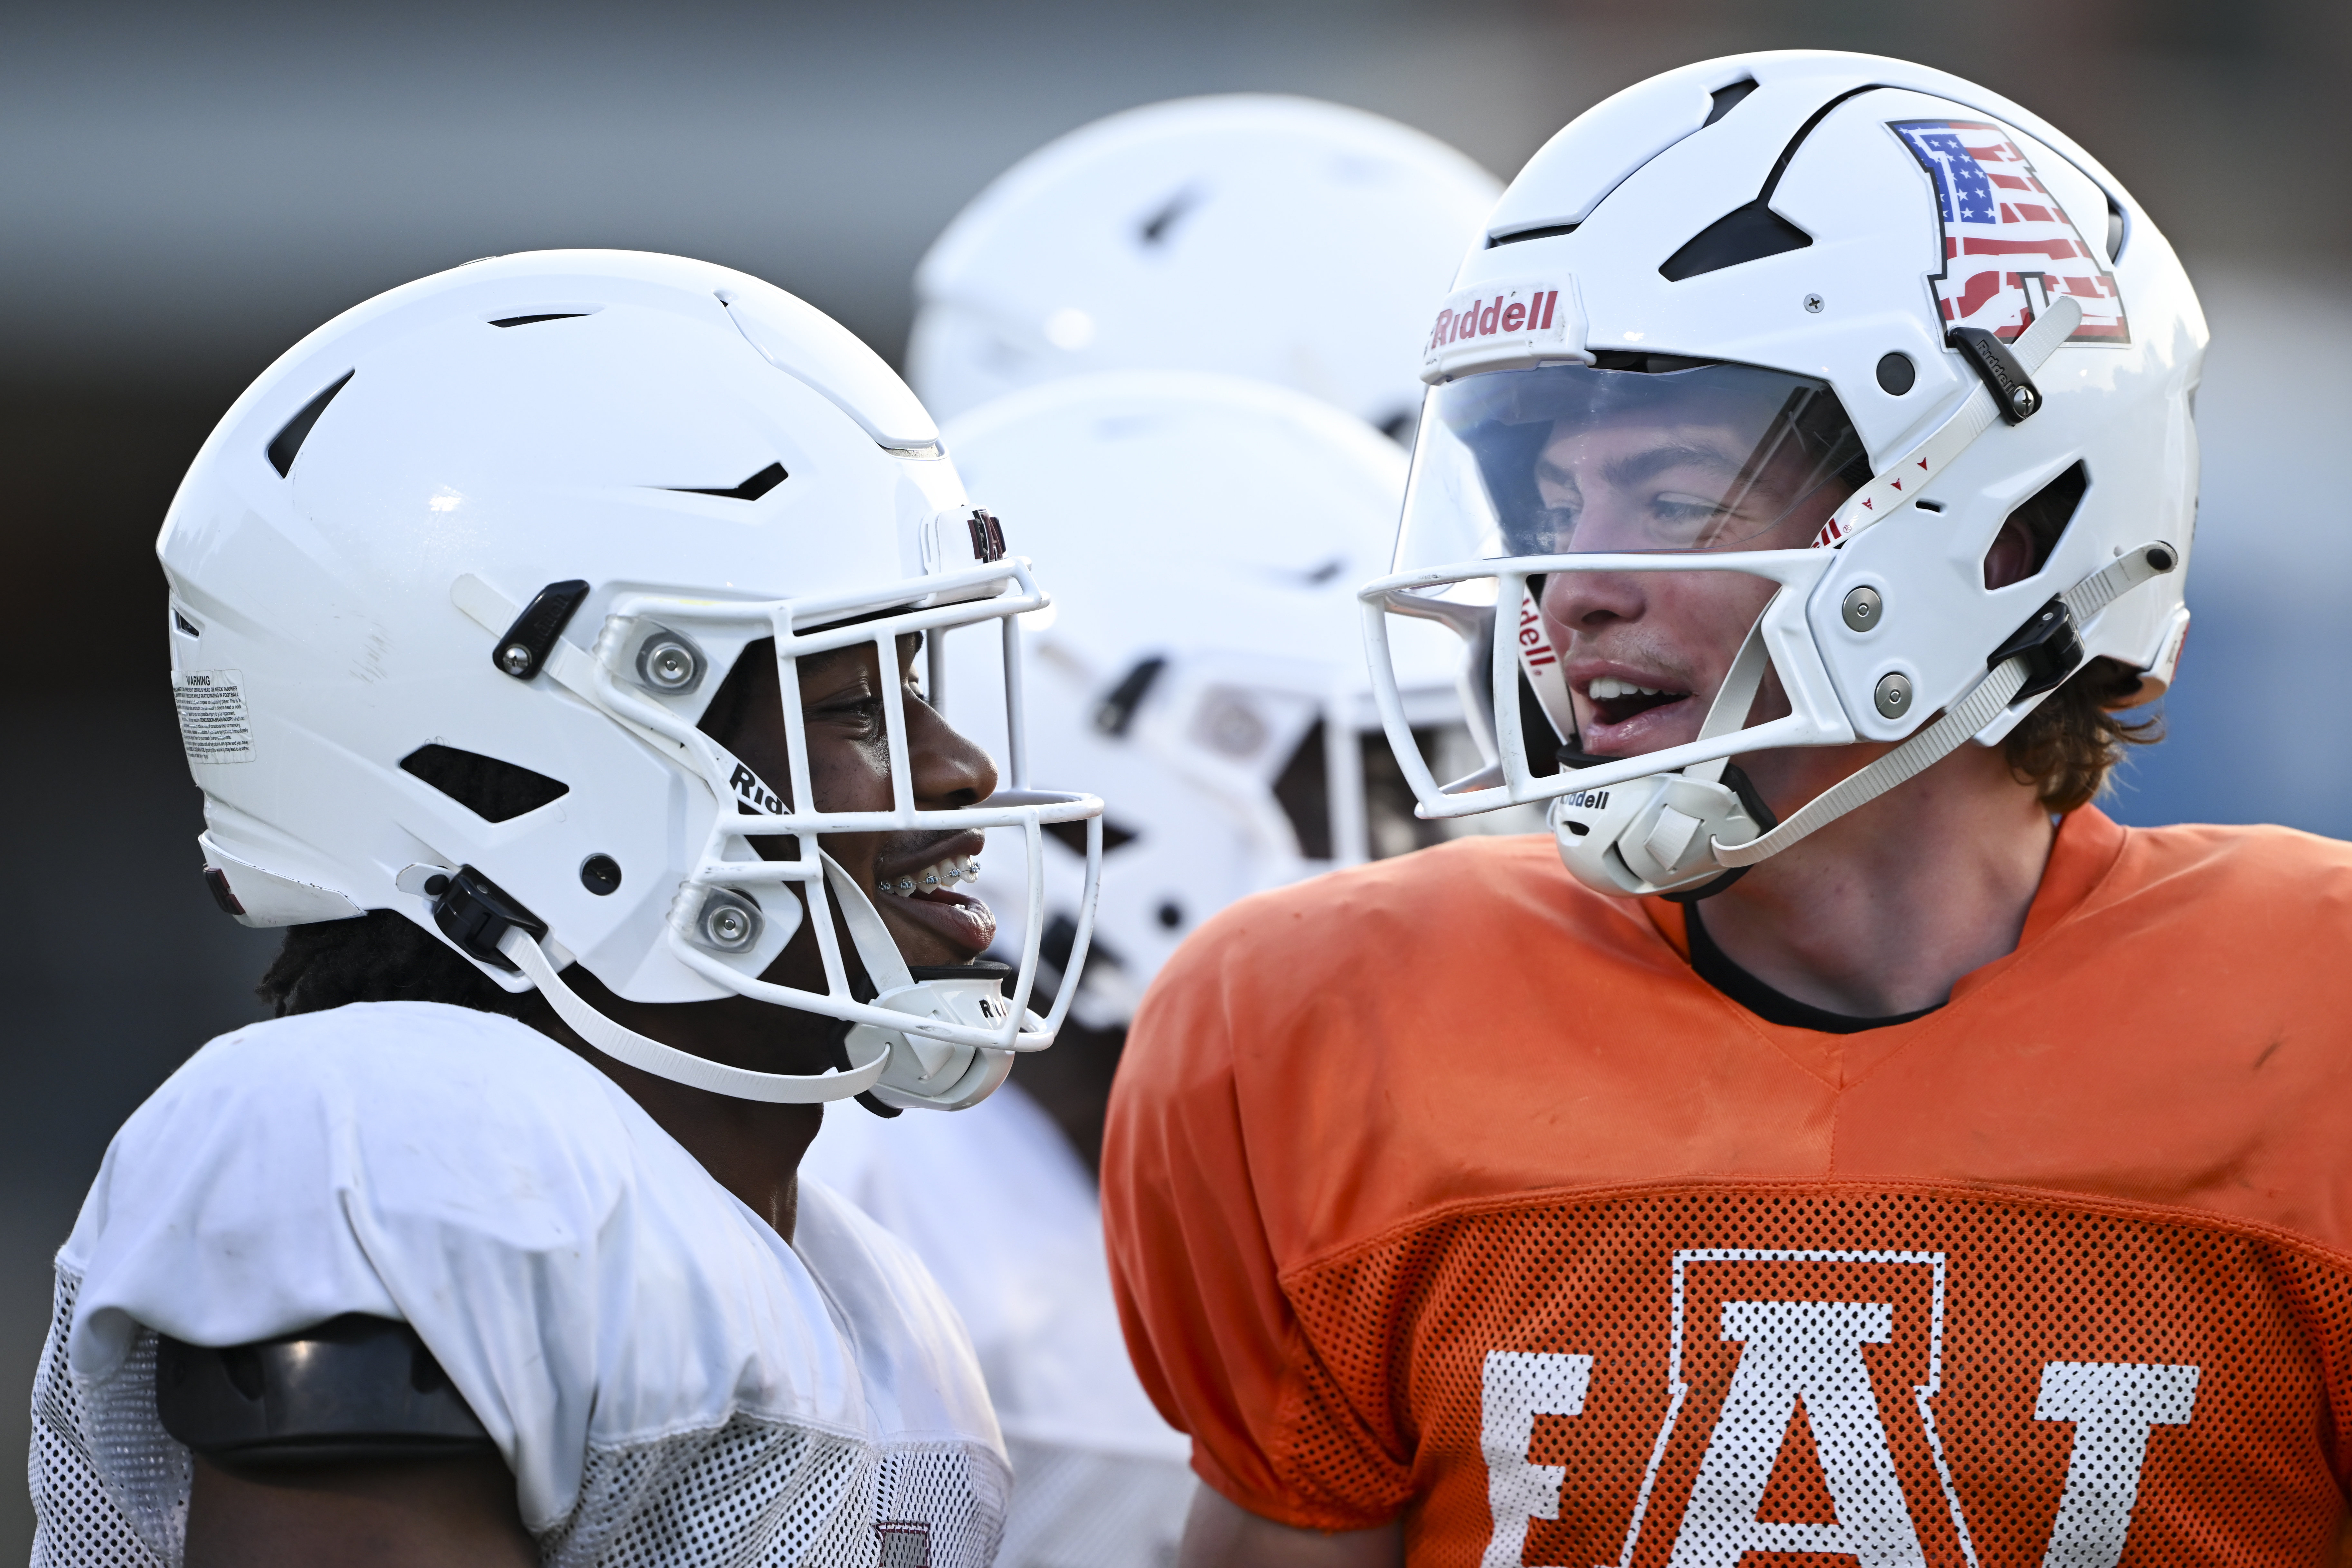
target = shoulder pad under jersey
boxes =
[156,1315,496,1466]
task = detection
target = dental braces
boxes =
[879,855,983,897]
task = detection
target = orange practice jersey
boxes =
[1102,808,2352,1567]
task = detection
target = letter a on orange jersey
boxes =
[1667,1299,1922,1567]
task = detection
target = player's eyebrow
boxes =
[1600,442,1749,490]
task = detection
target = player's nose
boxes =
[909,701,998,810]
[1541,567,1648,634]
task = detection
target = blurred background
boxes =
[3,0,2348,1548]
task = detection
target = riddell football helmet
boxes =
[931,371,1488,1021]
[1359,52,2204,898]
[161,250,1103,1110]
[908,95,1502,437]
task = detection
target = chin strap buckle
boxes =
[1987,596,2084,701]
[431,866,547,971]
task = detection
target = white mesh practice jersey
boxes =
[803,1084,1192,1568]
[31,1001,1008,1568]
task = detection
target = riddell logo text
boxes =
[1431,291,1561,352]
[728,763,784,816]
[1516,598,1557,669]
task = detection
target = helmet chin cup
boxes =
[851,966,1028,1112]
[1552,768,1771,899]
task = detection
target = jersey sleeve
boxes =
[54,1003,679,1537]
[1101,910,1410,1532]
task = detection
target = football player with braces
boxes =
[32,251,1104,1566]
[1105,52,2352,1568]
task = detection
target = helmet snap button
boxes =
[694,890,762,952]
[1841,586,1884,633]
[638,635,701,692]
[1874,672,1914,720]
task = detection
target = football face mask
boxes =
[442,565,1107,1112]
[1371,360,1871,897]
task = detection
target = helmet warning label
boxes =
[173,669,253,764]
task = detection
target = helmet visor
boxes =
[1396,361,1870,570]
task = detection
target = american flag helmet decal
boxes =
[1891,118,2129,346]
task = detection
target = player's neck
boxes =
[516,982,828,1242]
[1700,739,2056,1018]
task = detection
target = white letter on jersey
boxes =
[1667,1300,1925,1568]
[1479,1350,1593,1568]
[2034,1361,2199,1568]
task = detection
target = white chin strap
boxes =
[498,924,890,1103]
[1709,541,2177,869]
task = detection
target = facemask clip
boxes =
[846,961,1025,1112]
[1551,764,1774,898]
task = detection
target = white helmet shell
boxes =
[933,371,1474,1019]
[1360,52,2204,895]
[162,250,1104,1107]
[910,95,1502,436]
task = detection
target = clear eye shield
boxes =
[1399,359,1871,567]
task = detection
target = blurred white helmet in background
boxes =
[909,95,1502,439]
[934,371,1506,1023]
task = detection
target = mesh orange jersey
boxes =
[1102,808,2352,1567]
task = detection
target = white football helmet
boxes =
[931,371,1485,1019]
[161,250,1103,1110]
[909,95,1502,438]
[1360,52,2203,899]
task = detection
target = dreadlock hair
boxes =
[257,908,533,1018]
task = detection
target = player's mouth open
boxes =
[1583,674,1693,731]
[873,830,995,958]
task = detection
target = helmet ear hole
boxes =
[1983,462,2089,590]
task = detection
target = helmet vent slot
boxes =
[1703,78,1758,127]
[265,371,354,477]
[1659,201,1812,281]
[1489,222,1579,248]
[1658,83,1886,282]
[1093,656,1167,737]
[489,313,589,327]
[1983,462,2090,590]
[400,743,570,823]
[1044,817,1138,855]
[1273,723,1340,860]
[664,462,787,501]
[1137,188,1199,247]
